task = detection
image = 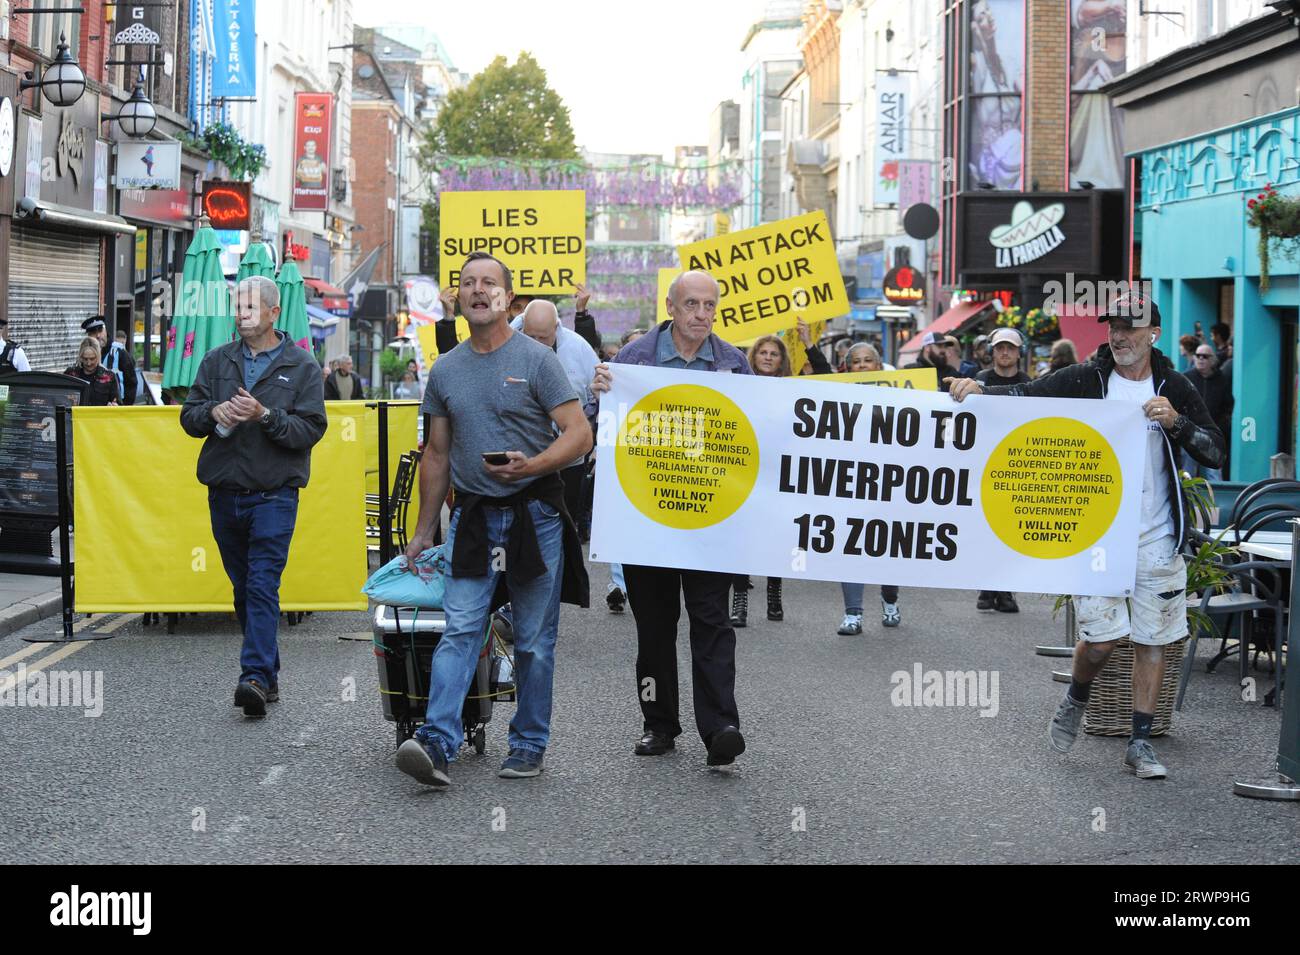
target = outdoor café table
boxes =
[1212,529,1293,564]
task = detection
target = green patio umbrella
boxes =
[275,259,312,352]
[162,225,234,389]
[236,241,276,282]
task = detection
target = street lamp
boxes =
[18,32,86,108]
[111,78,158,139]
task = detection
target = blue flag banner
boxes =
[212,0,256,98]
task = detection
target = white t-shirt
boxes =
[1107,370,1174,545]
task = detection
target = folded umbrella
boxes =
[275,259,312,352]
[236,241,276,282]
[162,225,233,389]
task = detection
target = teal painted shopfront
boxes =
[1136,106,1300,483]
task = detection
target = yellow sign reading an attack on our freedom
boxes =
[439,190,586,294]
[809,368,939,390]
[656,267,682,324]
[676,210,849,343]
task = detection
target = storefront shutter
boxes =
[8,225,103,372]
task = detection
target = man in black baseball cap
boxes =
[82,315,137,405]
[947,285,1223,781]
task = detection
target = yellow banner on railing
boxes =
[73,403,373,612]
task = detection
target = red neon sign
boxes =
[201,180,252,230]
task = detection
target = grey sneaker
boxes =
[395,737,450,788]
[837,613,863,636]
[1124,739,1168,779]
[498,748,544,778]
[881,601,901,628]
[1049,693,1085,753]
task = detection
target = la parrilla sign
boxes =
[990,201,1065,268]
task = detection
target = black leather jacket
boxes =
[981,344,1224,550]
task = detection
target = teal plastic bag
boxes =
[361,545,446,608]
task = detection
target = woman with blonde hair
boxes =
[64,336,120,406]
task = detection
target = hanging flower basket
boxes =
[994,306,1023,329]
[1024,307,1059,340]
[1246,184,1300,293]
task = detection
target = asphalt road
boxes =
[0,560,1292,864]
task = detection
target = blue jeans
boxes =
[416,498,564,761]
[208,487,300,688]
[609,562,626,594]
[840,582,899,614]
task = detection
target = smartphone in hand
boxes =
[481,451,511,466]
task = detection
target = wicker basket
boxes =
[1083,636,1187,737]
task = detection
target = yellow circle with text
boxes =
[981,417,1122,559]
[616,384,759,530]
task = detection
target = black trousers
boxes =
[623,564,740,743]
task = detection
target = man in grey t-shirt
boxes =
[395,252,591,788]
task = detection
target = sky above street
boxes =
[355,0,767,158]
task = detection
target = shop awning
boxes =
[15,198,137,237]
[303,277,351,312]
[306,304,340,330]
[898,300,997,356]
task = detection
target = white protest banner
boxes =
[591,366,1146,597]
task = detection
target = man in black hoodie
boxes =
[949,292,1223,781]
[905,331,960,392]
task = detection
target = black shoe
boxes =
[606,587,625,614]
[995,592,1020,613]
[634,730,675,756]
[395,737,450,788]
[976,591,996,611]
[766,579,784,621]
[234,679,268,717]
[730,589,748,628]
[706,725,746,767]
[233,683,278,705]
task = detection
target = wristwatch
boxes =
[259,408,273,426]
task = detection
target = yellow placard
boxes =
[656,267,682,324]
[414,317,470,370]
[676,210,849,344]
[439,189,586,295]
[808,368,939,390]
[73,403,370,612]
[134,231,147,272]
[783,321,825,376]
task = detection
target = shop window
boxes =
[30,0,80,60]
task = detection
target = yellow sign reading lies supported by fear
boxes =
[676,210,849,344]
[439,190,586,295]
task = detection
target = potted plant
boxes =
[1246,183,1300,293]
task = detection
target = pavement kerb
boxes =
[0,590,64,639]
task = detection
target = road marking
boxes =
[0,641,54,670]
[94,613,141,634]
[0,641,89,694]
[260,765,286,786]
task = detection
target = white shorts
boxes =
[1075,536,1188,647]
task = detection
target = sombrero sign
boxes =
[990,201,1065,268]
